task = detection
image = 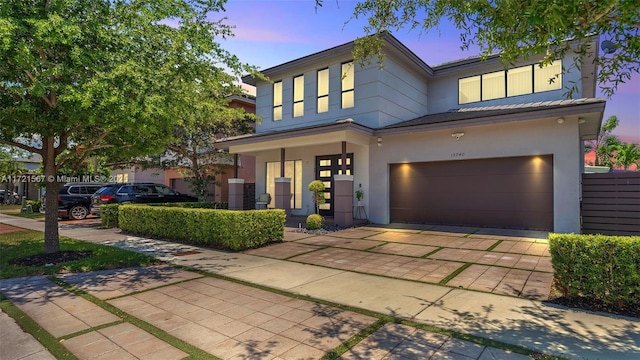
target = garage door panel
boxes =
[389,156,553,230]
[392,191,551,212]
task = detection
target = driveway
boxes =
[248,224,553,300]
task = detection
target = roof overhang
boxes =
[219,122,374,154]
[377,100,605,140]
[241,33,433,86]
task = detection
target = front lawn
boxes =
[0,229,162,279]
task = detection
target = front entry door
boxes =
[316,153,353,216]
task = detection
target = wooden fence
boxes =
[581,172,640,235]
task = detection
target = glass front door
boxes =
[315,153,353,216]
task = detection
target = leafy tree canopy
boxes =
[0,0,257,253]
[318,0,639,97]
[160,74,257,201]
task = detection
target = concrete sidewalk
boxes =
[1,214,639,359]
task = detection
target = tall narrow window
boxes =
[534,60,562,93]
[317,68,329,113]
[266,160,302,209]
[273,81,282,121]
[507,66,532,97]
[459,75,481,104]
[481,71,505,100]
[341,62,354,109]
[293,75,304,117]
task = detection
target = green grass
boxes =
[6,212,45,219]
[0,229,162,279]
[0,299,79,360]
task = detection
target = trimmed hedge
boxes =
[100,204,121,228]
[100,202,226,228]
[549,233,640,310]
[118,205,286,251]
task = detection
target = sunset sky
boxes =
[216,0,639,144]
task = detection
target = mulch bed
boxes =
[546,286,639,319]
[0,224,23,234]
[10,251,93,267]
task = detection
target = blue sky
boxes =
[216,0,639,143]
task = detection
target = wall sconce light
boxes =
[578,118,586,124]
[451,132,465,140]
[557,118,564,124]
[377,137,382,147]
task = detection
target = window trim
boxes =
[317,68,329,114]
[273,80,283,121]
[341,61,354,109]
[293,74,304,118]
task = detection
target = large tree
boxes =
[319,0,639,96]
[0,0,256,253]
[161,75,256,202]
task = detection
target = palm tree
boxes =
[585,116,621,166]
[614,143,640,171]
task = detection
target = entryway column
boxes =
[228,178,244,210]
[275,177,291,215]
[334,174,353,227]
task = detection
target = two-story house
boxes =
[221,33,605,233]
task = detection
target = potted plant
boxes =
[355,189,364,205]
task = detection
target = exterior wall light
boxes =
[377,137,382,147]
[451,132,465,140]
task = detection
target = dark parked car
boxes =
[90,182,198,215]
[41,182,105,220]
[0,190,20,205]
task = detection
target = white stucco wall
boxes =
[253,53,429,133]
[368,116,583,233]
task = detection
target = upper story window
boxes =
[273,80,282,121]
[341,61,354,109]
[459,59,562,104]
[481,71,505,101]
[293,75,304,117]
[317,68,329,113]
[534,60,562,93]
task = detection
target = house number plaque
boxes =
[450,152,465,158]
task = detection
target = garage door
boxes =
[389,155,553,230]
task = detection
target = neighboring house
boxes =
[221,33,605,233]
[111,95,257,204]
[3,153,44,201]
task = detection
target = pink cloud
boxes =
[231,26,304,44]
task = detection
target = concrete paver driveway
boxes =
[249,224,553,300]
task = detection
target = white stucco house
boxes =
[221,33,605,233]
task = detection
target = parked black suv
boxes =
[90,182,198,215]
[41,183,105,220]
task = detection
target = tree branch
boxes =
[0,139,40,155]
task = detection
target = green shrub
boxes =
[306,214,324,230]
[100,204,120,228]
[549,233,640,310]
[118,205,285,251]
[25,200,42,212]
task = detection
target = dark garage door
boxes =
[389,155,553,230]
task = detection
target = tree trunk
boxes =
[43,136,60,254]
